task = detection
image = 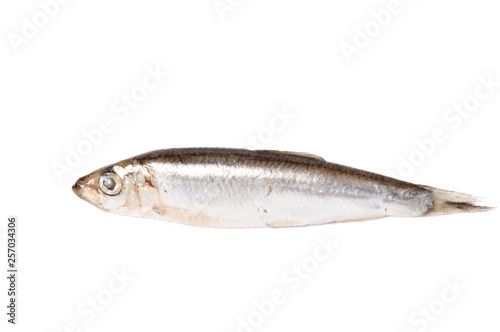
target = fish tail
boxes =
[421,185,494,216]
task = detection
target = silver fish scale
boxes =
[73,148,488,228]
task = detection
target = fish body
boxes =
[72,148,490,228]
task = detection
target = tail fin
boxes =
[421,185,494,216]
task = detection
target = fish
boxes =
[72,148,492,228]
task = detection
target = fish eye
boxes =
[99,172,123,196]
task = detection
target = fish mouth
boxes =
[72,182,79,196]
[72,174,101,204]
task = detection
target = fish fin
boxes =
[256,150,325,161]
[421,185,494,216]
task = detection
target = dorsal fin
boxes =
[255,150,325,161]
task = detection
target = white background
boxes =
[1,0,499,331]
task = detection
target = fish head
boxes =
[72,161,158,217]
